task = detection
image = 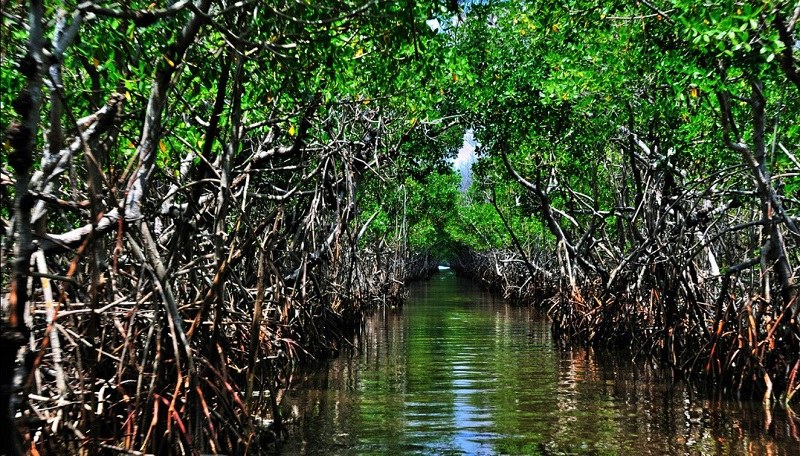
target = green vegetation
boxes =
[3,0,800,454]
[442,0,800,408]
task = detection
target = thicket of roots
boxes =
[451,249,558,305]
[453,247,800,405]
[3,97,441,454]
[19,244,426,456]
[455,110,800,406]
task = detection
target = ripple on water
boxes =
[280,271,800,456]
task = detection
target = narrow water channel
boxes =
[281,270,800,455]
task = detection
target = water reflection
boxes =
[281,271,799,455]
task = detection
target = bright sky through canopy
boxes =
[453,129,476,191]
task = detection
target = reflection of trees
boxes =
[551,346,800,454]
[280,353,362,453]
[282,308,409,454]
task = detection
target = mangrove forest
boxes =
[2,0,800,454]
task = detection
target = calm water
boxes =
[280,271,800,455]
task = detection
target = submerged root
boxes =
[454,248,800,406]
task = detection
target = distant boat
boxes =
[438,265,451,270]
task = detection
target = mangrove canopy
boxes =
[2,0,800,454]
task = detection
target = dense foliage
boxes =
[3,0,800,454]
[443,0,800,407]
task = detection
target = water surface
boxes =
[281,271,800,455]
